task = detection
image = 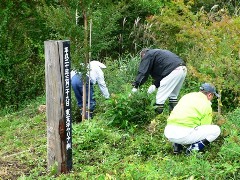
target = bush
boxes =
[101,88,156,129]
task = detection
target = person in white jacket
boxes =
[71,61,110,118]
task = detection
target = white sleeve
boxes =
[96,70,110,98]
[70,70,77,79]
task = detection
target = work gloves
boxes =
[147,85,156,94]
[132,84,156,94]
[131,87,138,93]
[128,87,138,97]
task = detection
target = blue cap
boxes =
[200,83,220,98]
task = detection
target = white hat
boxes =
[89,60,106,69]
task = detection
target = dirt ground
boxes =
[0,159,29,180]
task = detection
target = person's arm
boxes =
[96,69,110,98]
[133,53,153,88]
[199,105,213,125]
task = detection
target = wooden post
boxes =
[44,40,72,174]
[82,9,89,121]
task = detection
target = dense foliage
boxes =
[0,1,46,111]
[0,0,239,112]
[0,94,239,179]
[144,1,240,112]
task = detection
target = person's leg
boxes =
[155,76,174,114]
[71,74,83,108]
[168,66,187,112]
[173,143,183,154]
[86,82,96,118]
[164,125,192,154]
[186,125,220,154]
[155,104,164,114]
[169,99,178,112]
[175,125,220,154]
[89,83,96,113]
[156,66,187,114]
[177,125,221,144]
[165,124,220,154]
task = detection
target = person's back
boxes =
[88,61,109,99]
[151,49,184,80]
[167,92,212,128]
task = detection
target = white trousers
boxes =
[164,125,221,144]
[156,66,187,104]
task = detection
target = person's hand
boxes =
[147,85,156,94]
[131,87,138,93]
[104,94,110,99]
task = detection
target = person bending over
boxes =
[132,48,187,114]
[71,61,109,119]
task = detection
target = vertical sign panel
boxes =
[63,41,72,171]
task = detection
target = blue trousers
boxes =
[71,74,96,113]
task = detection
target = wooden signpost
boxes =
[44,40,72,174]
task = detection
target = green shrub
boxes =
[0,1,49,111]
[101,88,156,129]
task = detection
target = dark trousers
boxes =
[71,74,96,113]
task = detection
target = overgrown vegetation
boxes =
[0,93,239,179]
[0,0,240,179]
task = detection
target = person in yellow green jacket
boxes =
[164,83,221,155]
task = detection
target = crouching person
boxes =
[164,83,221,155]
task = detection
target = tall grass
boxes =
[0,55,239,179]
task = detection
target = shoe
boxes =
[155,104,164,114]
[173,143,183,154]
[186,140,207,155]
[186,143,199,155]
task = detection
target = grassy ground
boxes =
[0,97,47,179]
[0,96,239,180]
